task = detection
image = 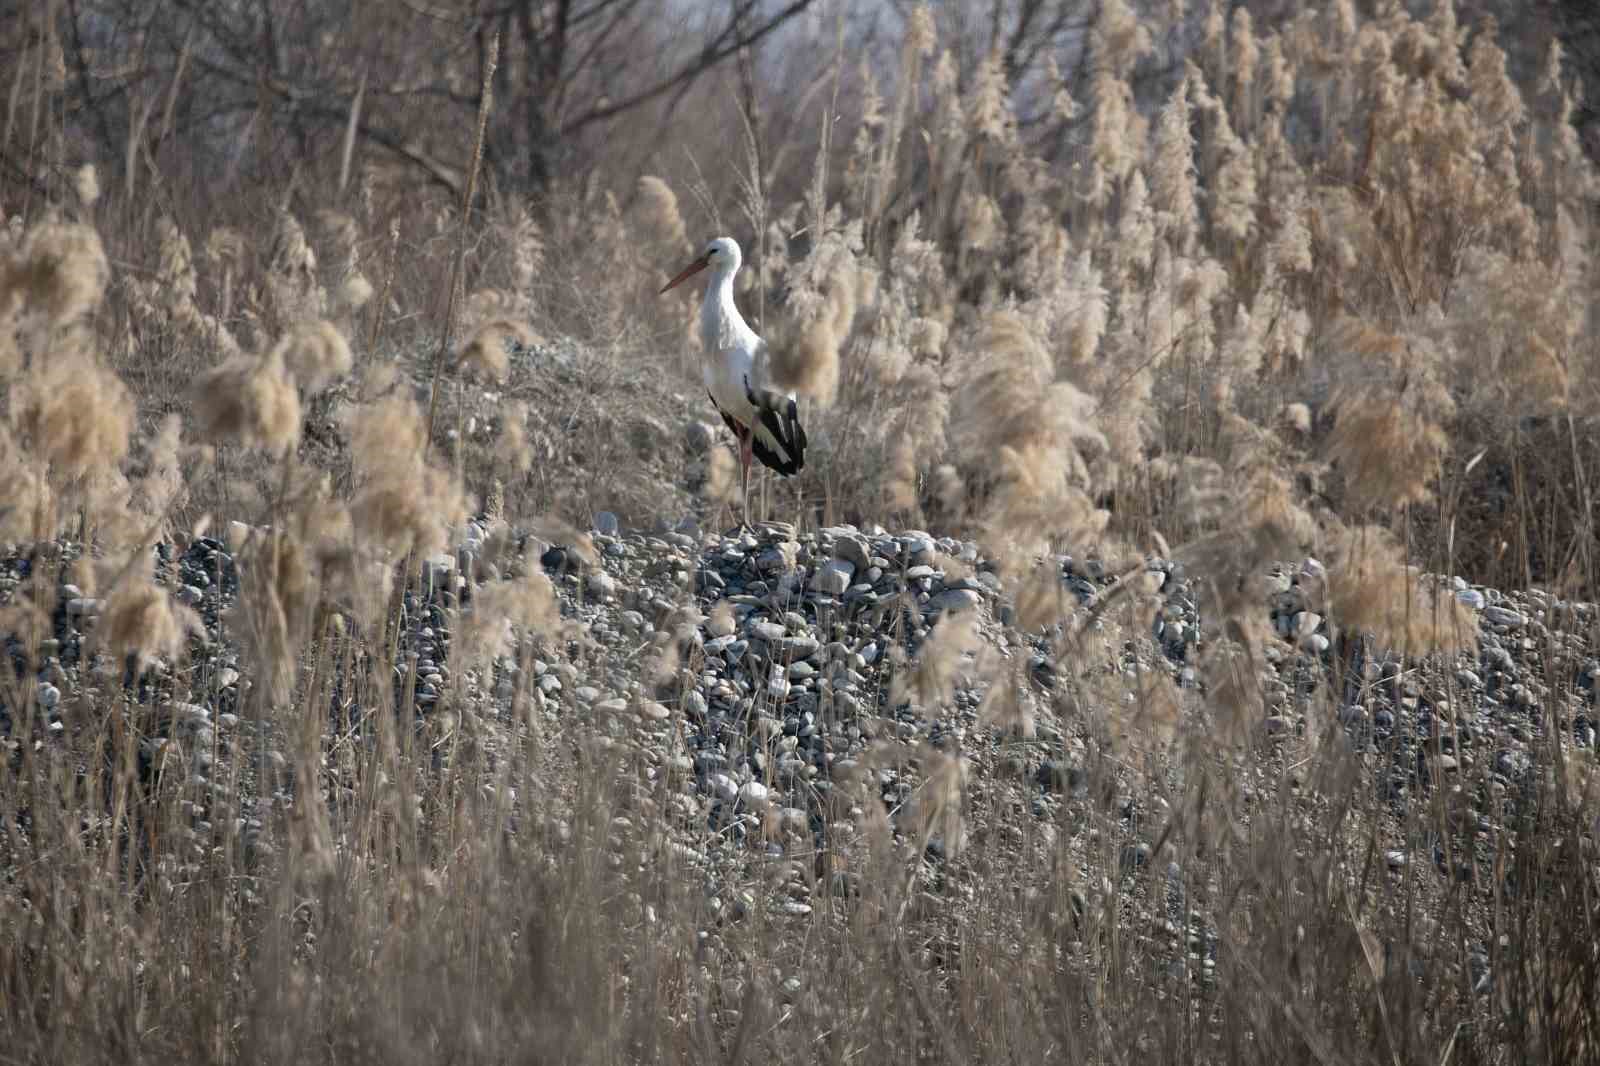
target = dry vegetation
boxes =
[2,0,1600,1062]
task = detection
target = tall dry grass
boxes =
[2,2,1599,1064]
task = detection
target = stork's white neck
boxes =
[701,261,747,354]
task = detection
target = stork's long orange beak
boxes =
[660,252,711,294]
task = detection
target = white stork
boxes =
[660,236,807,530]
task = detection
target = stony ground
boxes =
[3,503,1597,998]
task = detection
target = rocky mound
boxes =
[2,511,1595,989]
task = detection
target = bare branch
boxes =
[560,0,815,135]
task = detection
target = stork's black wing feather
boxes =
[744,378,806,476]
[707,383,807,477]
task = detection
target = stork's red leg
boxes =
[738,423,754,530]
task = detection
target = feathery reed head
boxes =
[101,552,204,670]
[191,345,303,454]
[18,348,135,483]
[7,220,109,326]
[281,320,354,394]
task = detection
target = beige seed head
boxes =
[102,565,204,670]
[457,318,532,382]
[19,350,135,482]
[10,221,110,325]
[634,176,691,256]
[281,320,354,393]
[191,345,302,454]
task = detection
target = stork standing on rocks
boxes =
[660,236,807,531]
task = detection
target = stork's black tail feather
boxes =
[749,394,806,476]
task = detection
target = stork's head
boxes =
[660,236,741,294]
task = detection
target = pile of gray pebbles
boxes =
[2,510,1595,940]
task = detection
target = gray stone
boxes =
[780,636,820,659]
[750,621,787,643]
[66,597,100,618]
[811,559,855,596]
[903,534,936,566]
[926,588,981,614]
[1483,606,1526,628]
[685,420,718,455]
[586,571,617,601]
[757,543,799,573]
[827,531,871,571]
[738,781,770,810]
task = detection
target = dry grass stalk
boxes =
[264,208,325,326]
[495,401,534,473]
[124,218,243,359]
[700,442,737,508]
[889,607,982,717]
[767,257,855,405]
[976,666,1037,739]
[424,29,499,454]
[315,209,375,312]
[899,742,969,857]
[348,392,470,559]
[634,176,691,257]
[0,425,54,543]
[457,565,561,673]
[951,312,1108,569]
